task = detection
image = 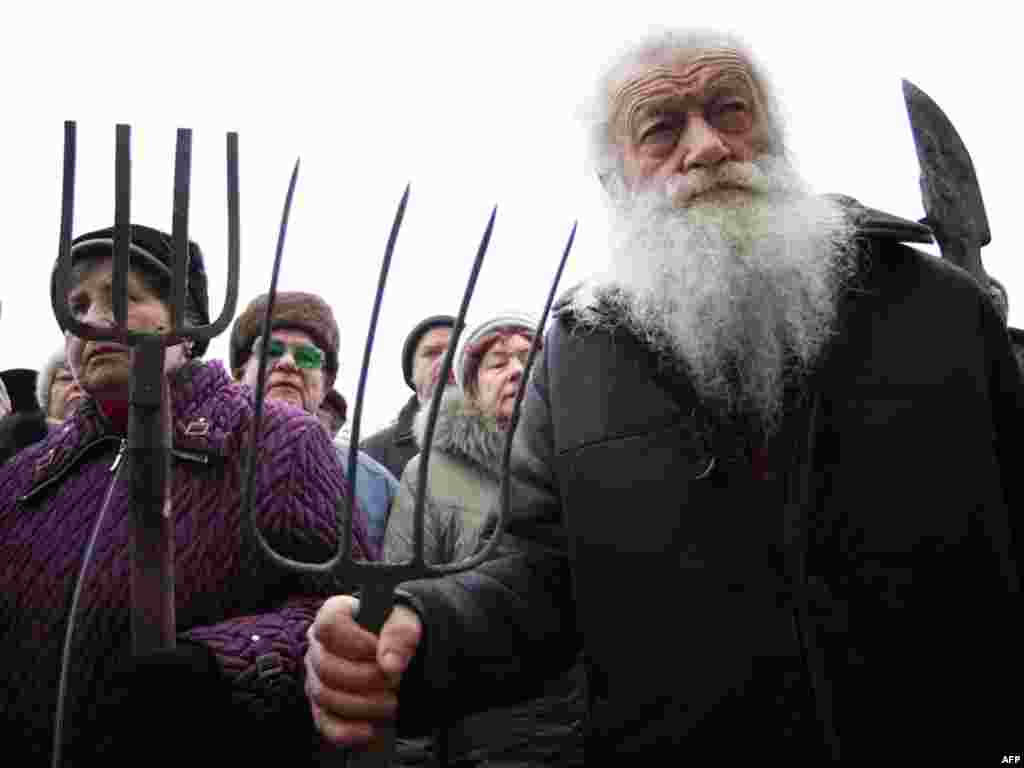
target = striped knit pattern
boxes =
[0,360,377,765]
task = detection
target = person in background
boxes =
[231,290,397,552]
[384,312,540,566]
[0,367,47,464]
[37,347,85,425]
[360,314,456,479]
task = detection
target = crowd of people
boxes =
[1,26,1020,767]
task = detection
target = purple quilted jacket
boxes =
[0,360,378,764]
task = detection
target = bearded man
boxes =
[304,30,1022,763]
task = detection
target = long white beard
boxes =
[594,157,856,428]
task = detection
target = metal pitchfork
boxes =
[241,168,575,766]
[49,121,240,768]
[51,121,240,654]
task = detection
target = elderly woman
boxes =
[37,346,85,425]
[0,224,377,766]
[383,313,539,565]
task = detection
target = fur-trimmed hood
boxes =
[413,387,506,476]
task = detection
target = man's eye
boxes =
[640,122,679,143]
[712,102,752,132]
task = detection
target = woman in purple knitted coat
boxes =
[0,224,378,766]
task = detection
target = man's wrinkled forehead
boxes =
[609,46,761,135]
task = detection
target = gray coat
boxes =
[384,388,505,565]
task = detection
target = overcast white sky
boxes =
[0,1,1017,434]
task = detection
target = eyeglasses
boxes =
[254,336,326,370]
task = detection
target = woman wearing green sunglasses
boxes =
[241,330,328,413]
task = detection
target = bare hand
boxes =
[305,595,423,747]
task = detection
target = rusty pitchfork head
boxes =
[51,121,240,347]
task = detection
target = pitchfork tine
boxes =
[53,121,77,337]
[185,132,240,341]
[343,184,410,560]
[53,122,118,343]
[421,219,574,579]
[342,204,497,768]
[113,125,131,335]
[409,205,497,568]
[494,221,576,550]
[170,129,192,333]
[208,132,242,336]
[242,159,338,574]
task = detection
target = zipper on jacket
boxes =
[18,435,124,504]
[109,439,127,473]
[20,436,215,505]
[171,447,210,466]
[51,433,128,767]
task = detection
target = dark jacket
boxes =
[361,393,420,480]
[394,229,1023,763]
[0,360,378,765]
[0,410,49,464]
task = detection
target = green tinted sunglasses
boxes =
[256,336,326,370]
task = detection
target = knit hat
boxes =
[0,368,41,414]
[401,315,457,391]
[36,347,68,418]
[453,312,539,396]
[230,292,340,389]
[50,224,212,357]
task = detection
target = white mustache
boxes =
[664,161,770,206]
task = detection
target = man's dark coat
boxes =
[361,394,420,481]
[394,213,1023,763]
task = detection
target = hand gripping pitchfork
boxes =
[241,166,575,766]
[50,122,240,766]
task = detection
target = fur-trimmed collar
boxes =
[560,280,689,376]
[413,387,506,476]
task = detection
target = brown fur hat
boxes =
[230,291,340,388]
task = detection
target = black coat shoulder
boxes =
[0,411,49,465]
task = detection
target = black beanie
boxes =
[401,315,457,390]
[51,224,212,357]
